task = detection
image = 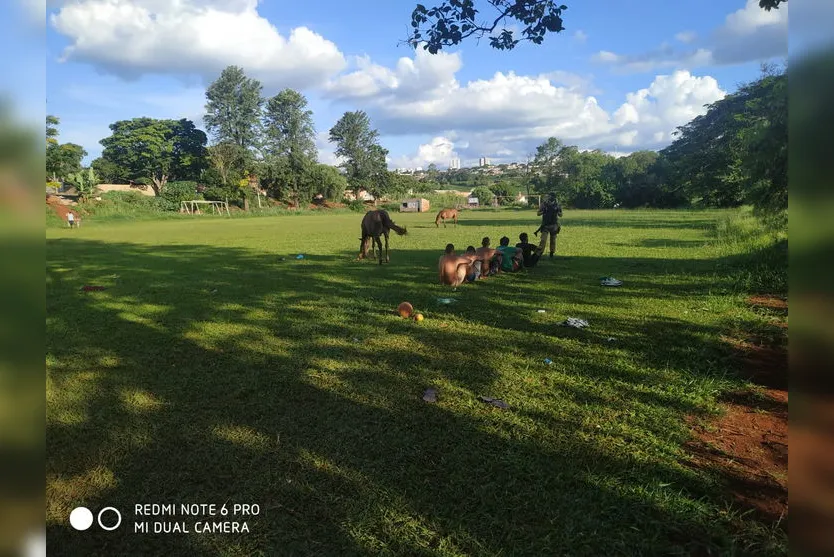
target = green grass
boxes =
[46,209,786,556]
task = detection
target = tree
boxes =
[44,115,87,182]
[207,141,247,187]
[262,89,318,206]
[364,144,393,204]
[66,167,98,201]
[308,164,348,201]
[46,115,59,146]
[204,65,263,151]
[408,0,786,53]
[737,68,788,220]
[90,157,125,184]
[46,143,86,183]
[660,66,787,214]
[99,117,208,195]
[426,162,440,182]
[329,111,383,198]
[471,185,495,206]
[531,137,567,195]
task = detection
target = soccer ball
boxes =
[397,302,414,318]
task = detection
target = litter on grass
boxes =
[560,317,589,329]
[537,309,547,313]
[478,396,509,409]
[296,254,305,259]
[436,298,457,304]
[422,388,438,403]
[600,276,623,287]
[544,358,553,365]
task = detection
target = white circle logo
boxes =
[97,507,122,531]
[69,507,94,531]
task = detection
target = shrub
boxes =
[159,181,198,211]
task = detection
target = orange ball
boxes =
[413,313,424,322]
[397,302,414,318]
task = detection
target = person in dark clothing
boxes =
[516,233,542,268]
[537,192,563,258]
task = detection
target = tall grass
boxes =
[710,207,787,295]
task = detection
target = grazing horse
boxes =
[435,208,458,228]
[359,210,407,264]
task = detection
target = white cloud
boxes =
[325,49,461,101]
[594,51,621,63]
[592,0,787,73]
[369,60,725,165]
[675,31,697,44]
[389,136,457,169]
[50,0,346,90]
[573,30,588,43]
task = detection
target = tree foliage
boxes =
[409,0,566,54]
[66,167,98,200]
[329,111,387,199]
[661,65,787,216]
[408,0,785,53]
[99,118,207,195]
[204,66,263,151]
[45,115,87,182]
[262,89,318,205]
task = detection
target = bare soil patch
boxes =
[686,295,788,528]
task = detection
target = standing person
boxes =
[67,211,75,228]
[516,233,542,268]
[496,237,523,272]
[537,192,562,258]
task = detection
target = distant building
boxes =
[478,157,491,167]
[449,157,461,170]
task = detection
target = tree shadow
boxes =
[46,238,785,556]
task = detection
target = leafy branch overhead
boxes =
[409,0,567,53]
[407,0,787,53]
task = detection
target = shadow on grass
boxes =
[46,239,784,556]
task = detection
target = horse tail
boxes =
[380,210,407,236]
[435,212,442,227]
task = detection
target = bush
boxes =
[158,181,198,211]
[346,200,366,212]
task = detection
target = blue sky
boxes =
[30,0,793,169]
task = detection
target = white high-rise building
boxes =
[478,157,491,167]
[449,157,461,170]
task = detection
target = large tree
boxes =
[329,111,383,199]
[262,89,318,205]
[407,0,786,53]
[531,137,567,195]
[45,115,86,182]
[99,118,207,195]
[661,66,787,214]
[204,65,263,151]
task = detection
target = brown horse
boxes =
[359,209,407,264]
[435,208,458,228]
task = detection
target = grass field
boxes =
[46,209,787,556]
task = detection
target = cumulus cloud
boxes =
[369,60,725,166]
[324,49,461,101]
[50,0,346,90]
[389,136,457,169]
[591,0,787,73]
[675,31,697,44]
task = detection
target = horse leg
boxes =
[453,214,457,227]
[384,232,390,263]
[376,236,384,265]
